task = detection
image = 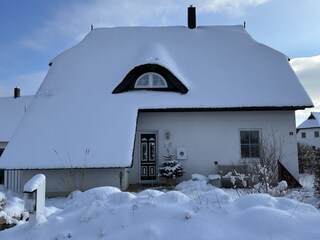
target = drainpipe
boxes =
[119,171,123,189]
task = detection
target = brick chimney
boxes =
[188,5,196,29]
[14,87,20,98]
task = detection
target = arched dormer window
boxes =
[112,64,188,94]
[134,72,168,89]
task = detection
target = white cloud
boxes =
[0,71,46,97]
[197,0,268,15]
[290,55,320,126]
[18,0,269,52]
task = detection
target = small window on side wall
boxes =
[240,130,260,158]
[135,73,168,89]
[315,131,319,138]
[301,132,306,138]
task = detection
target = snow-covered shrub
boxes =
[297,144,320,199]
[0,192,5,211]
[312,148,320,198]
[224,170,249,188]
[298,143,316,173]
[158,149,184,180]
[158,160,184,179]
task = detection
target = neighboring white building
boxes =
[297,112,320,149]
[0,89,33,189]
[0,9,313,195]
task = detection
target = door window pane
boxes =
[141,142,147,161]
[149,142,155,161]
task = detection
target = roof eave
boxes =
[138,105,314,112]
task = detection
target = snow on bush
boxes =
[158,149,184,180]
[0,190,26,225]
[191,174,207,181]
[0,192,5,211]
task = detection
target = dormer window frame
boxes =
[112,63,188,94]
[134,72,168,89]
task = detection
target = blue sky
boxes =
[0,0,319,124]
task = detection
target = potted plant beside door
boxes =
[158,149,184,187]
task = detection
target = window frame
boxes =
[240,129,261,159]
[134,72,168,89]
[301,132,306,138]
[314,131,319,138]
[112,63,188,94]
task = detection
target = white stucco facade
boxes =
[297,112,320,149]
[129,110,299,184]
[297,128,320,148]
[21,168,129,197]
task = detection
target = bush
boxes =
[298,143,316,173]
[312,148,320,196]
[158,149,184,180]
[0,192,5,211]
[158,160,184,179]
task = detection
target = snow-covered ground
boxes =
[0,175,320,240]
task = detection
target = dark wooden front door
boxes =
[140,133,157,180]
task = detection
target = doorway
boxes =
[140,133,157,181]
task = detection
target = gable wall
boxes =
[297,128,320,148]
[129,110,298,184]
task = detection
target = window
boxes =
[240,130,260,158]
[112,63,188,94]
[315,131,319,138]
[135,73,168,89]
[301,132,306,138]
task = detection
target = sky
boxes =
[0,0,319,125]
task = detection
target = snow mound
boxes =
[108,192,136,205]
[191,174,207,181]
[136,189,164,198]
[67,186,121,207]
[1,186,320,240]
[175,179,213,192]
[154,191,189,204]
[196,188,231,208]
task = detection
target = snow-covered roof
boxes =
[0,96,33,142]
[297,112,320,129]
[0,25,313,169]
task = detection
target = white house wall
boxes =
[21,168,129,197]
[297,128,320,148]
[129,111,299,184]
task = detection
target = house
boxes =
[0,7,313,196]
[0,88,33,189]
[297,112,320,149]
